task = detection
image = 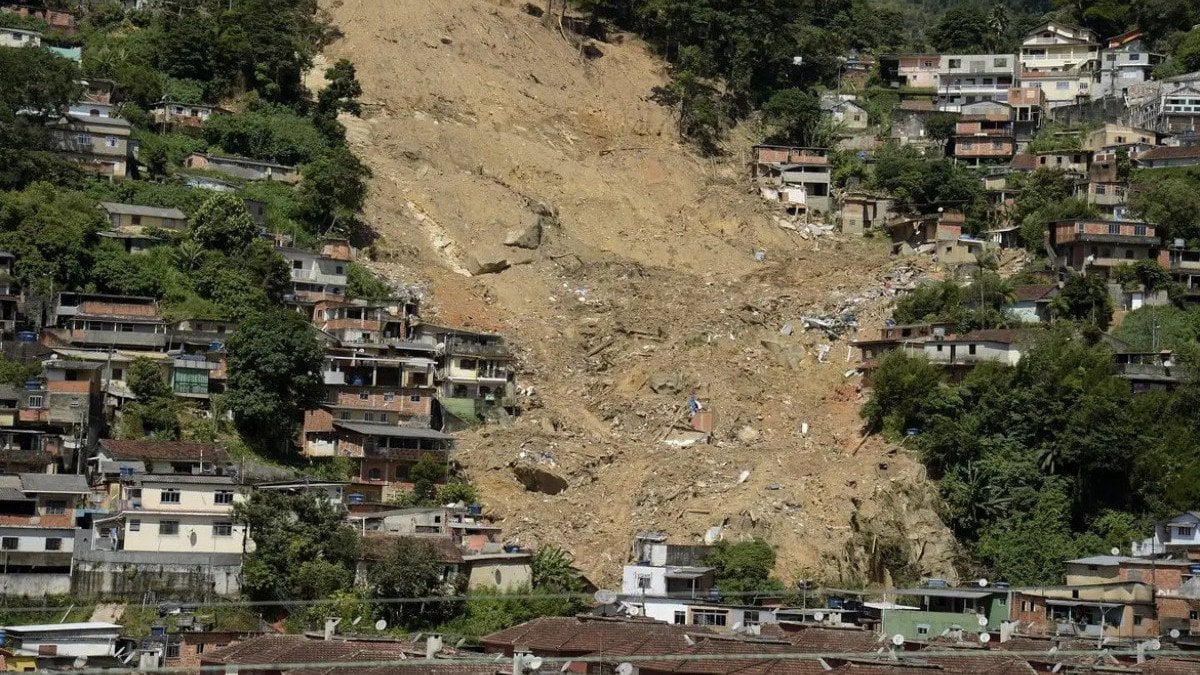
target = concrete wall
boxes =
[120,513,245,554]
[466,558,532,592]
[0,572,71,596]
[1049,97,1129,126]
[72,559,241,597]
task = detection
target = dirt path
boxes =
[317,0,959,586]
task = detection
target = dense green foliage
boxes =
[1129,168,1200,248]
[119,357,181,439]
[367,537,463,628]
[864,328,1200,584]
[870,146,988,230]
[704,539,785,594]
[238,492,361,602]
[225,309,324,449]
[1115,305,1200,352]
[892,275,1015,332]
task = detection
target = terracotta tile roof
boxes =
[765,625,882,653]
[1012,284,1056,302]
[1143,658,1200,675]
[201,633,489,675]
[1139,145,1200,163]
[98,439,226,463]
[897,101,934,112]
[360,534,464,564]
[481,616,706,655]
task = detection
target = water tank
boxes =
[15,331,35,343]
[924,578,949,588]
[348,493,364,504]
[707,586,721,602]
[467,504,482,516]
[994,581,1011,590]
[1189,564,1200,576]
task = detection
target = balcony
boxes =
[56,328,166,349]
[445,339,511,359]
[1053,221,1156,245]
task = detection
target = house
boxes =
[348,506,449,534]
[936,53,1017,111]
[838,191,893,237]
[46,110,132,179]
[183,153,299,183]
[885,211,966,254]
[90,474,247,554]
[1005,285,1057,323]
[953,100,1016,166]
[1131,511,1200,559]
[253,479,346,511]
[1084,124,1158,151]
[1167,244,1200,296]
[1113,350,1183,392]
[1011,581,1158,638]
[338,423,453,500]
[882,54,941,90]
[415,324,516,407]
[1019,21,1101,108]
[852,322,954,375]
[750,145,832,215]
[91,439,227,479]
[1076,180,1129,219]
[200,633,488,675]
[1099,30,1164,99]
[98,202,187,232]
[0,473,87,596]
[877,585,1011,641]
[44,292,167,351]
[277,240,352,304]
[1,5,77,33]
[480,615,712,660]
[820,95,868,131]
[179,173,239,192]
[0,622,123,658]
[310,298,415,346]
[891,100,939,148]
[1160,85,1200,134]
[0,250,20,334]
[1009,87,1046,144]
[358,533,463,586]
[923,329,1026,369]
[0,27,40,48]
[1032,149,1091,177]
[1047,219,1161,277]
[149,102,227,130]
[1138,144,1200,169]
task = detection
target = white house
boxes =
[1131,511,1200,557]
[923,330,1026,367]
[0,622,122,658]
[92,475,248,554]
[1019,21,1100,108]
[0,27,41,48]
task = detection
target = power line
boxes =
[56,648,1199,675]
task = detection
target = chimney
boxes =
[425,634,443,659]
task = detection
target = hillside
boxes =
[316,0,958,587]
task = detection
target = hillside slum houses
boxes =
[754,20,1200,293]
[115,524,1200,674]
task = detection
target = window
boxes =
[636,575,652,590]
[949,59,961,69]
[359,392,370,400]
[292,260,303,270]
[160,521,179,535]
[129,519,140,532]
[1190,610,1198,621]
[1134,614,1144,626]
[364,412,375,422]
[340,412,351,421]
[994,57,1007,68]
[1130,53,1141,61]
[378,414,389,424]
[674,611,686,625]
[1057,81,1070,90]
[1,537,17,550]
[968,345,977,355]
[368,468,382,480]
[335,266,344,275]
[1109,222,1121,235]
[916,624,930,636]
[214,491,234,505]
[1179,526,1195,537]
[45,538,61,551]
[1021,601,1033,612]
[45,500,66,515]
[112,368,123,381]
[196,643,205,654]
[1096,184,1106,195]
[165,642,180,659]
[160,489,181,504]
[384,392,395,402]
[1106,53,1116,61]
[692,610,728,627]
[106,136,119,148]
[743,610,761,627]
[410,394,422,402]
[213,522,233,537]
[27,395,43,408]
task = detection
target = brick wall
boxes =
[1011,593,1051,635]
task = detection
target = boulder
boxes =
[736,426,760,443]
[648,372,684,395]
[504,216,543,249]
[466,252,511,276]
[513,465,569,495]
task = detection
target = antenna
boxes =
[979,633,991,644]
[1171,629,1182,639]
[523,655,544,672]
[813,611,825,622]
[891,634,905,647]
[1146,639,1162,651]
[978,615,989,627]
[977,578,988,588]
[374,619,387,632]
[1110,547,1121,556]
[616,663,634,675]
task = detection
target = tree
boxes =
[191,193,258,255]
[347,262,392,301]
[531,547,582,593]
[296,146,371,237]
[314,58,363,142]
[129,358,173,402]
[925,112,958,143]
[704,539,784,595]
[1112,259,1173,293]
[861,350,947,435]
[762,88,824,146]
[1128,173,1200,246]
[203,103,330,166]
[928,6,989,53]
[366,537,461,628]
[0,183,100,293]
[237,491,360,602]
[410,454,448,504]
[226,309,324,448]
[1053,274,1114,329]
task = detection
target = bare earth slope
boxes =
[318,0,958,586]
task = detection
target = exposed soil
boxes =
[316,0,961,587]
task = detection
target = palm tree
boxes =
[175,238,203,272]
[531,546,580,592]
[987,6,1010,52]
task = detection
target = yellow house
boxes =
[93,475,248,555]
[99,202,188,232]
[0,647,38,671]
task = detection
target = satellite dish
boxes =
[813,611,825,622]
[73,656,87,669]
[1171,629,1182,639]
[351,616,362,626]
[684,635,696,646]
[1146,639,1162,651]
[616,663,634,675]
[1052,664,1063,674]
[977,578,989,588]
[374,619,387,632]
[979,633,991,644]
[891,634,905,647]
[978,615,989,627]
[1111,547,1121,556]
[524,655,544,671]
[594,589,618,605]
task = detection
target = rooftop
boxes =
[98,439,226,463]
[0,622,121,632]
[18,472,88,495]
[1012,284,1057,302]
[1139,145,1200,162]
[98,202,187,220]
[333,422,454,441]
